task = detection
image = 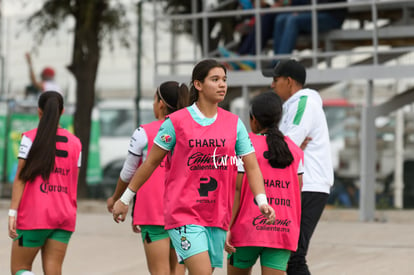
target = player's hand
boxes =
[8,216,18,239]
[132,224,141,233]
[112,200,128,223]
[106,196,115,213]
[260,204,275,224]
[224,231,236,253]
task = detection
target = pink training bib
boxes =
[230,134,303,251]
[133,120,166,225]
[164,107,238,230]
[17,128,82,232]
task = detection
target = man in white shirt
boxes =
[262,59,334,275]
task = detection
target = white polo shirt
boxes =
[280,88,334,194]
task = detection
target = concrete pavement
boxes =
[1,200,413,274]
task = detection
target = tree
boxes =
[24,0,131,197]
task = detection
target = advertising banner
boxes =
[0,102,7,181]
[6,113,38,183]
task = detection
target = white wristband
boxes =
[120,188,136,205]
[8,209,17,217]
[255,193,268,207]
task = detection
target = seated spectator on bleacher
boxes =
[272,0,347,55]
[219,0,308,70]
[219,0,345,70]
[238,0,309,56]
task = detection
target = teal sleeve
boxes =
[154,118,176,151]
[235,118,254,156]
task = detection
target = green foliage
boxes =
[20,0,136,196]
[24,0,131,51]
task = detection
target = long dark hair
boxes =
[20,91,64,182]
[157,81,190,114]
[189,59,227,103]
[250,91,293,168]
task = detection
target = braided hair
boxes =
[250,91,294,168]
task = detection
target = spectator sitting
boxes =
[272,0,347,55]
[234,0,269,40]
[218,0,309,70]
[218,0,272,71]
[238,0,308,56]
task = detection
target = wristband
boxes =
[8,209,17,217]
[255,193,268,207]
[120,188,136,205]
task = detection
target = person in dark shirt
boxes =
[219,0,345,70]
[272,0,347,55]
[238,0,310,56]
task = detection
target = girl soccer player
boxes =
[107,81,189,274]
[112,59,275,274]
[8,91,82,275]
[225,91,304,275]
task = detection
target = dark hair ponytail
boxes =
[189,59,227,104]
[250,92,293,169]
[20,91,64,182]
[157,81,190,114]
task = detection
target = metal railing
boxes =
[151,0,414,85]
[149,0,414,220]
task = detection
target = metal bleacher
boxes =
[151,0,414,221]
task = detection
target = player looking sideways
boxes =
[112,59,275,274]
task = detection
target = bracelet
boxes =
[119,188,136,205]
[255,193,268,207]
[8,209,17,217]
